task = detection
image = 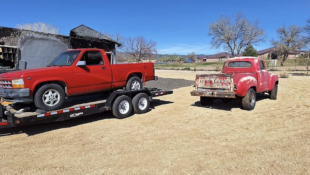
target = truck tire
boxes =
[200,97,214,106]
[34,84,65,111]
[112,95,133,119]
[242,88,256,110]
[126,76,143,90]
[269,84,278,100]
[132,93,150,114]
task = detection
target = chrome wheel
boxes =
[118,100,130,114]
[42,89,61,106]
[131,80,141,90]
[138,97,147,110]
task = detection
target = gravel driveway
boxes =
[145,77,194,90]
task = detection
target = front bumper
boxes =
[0,88,32,103]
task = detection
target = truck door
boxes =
[257,61,269,92]
[71,51,112,95]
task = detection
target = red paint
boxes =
[69,108,75,112]
[57,111,63,114]
[0,48,155,98]
[0,122,8,126]
[194,57,279,97]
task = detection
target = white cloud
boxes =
[158,44,223,55]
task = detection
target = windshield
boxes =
[49,51,81,66]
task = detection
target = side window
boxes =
[259,61,265,70]
[80,51,104,65]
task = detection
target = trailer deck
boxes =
[0,88,173,128]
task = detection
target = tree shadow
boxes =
[191,93,270,111]
[0,99,173,137]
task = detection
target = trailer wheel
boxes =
[132,93,150,114]
[112,95,133,119]
[269,84,278,100]
[242,88,256,110]
[34,84,65,111]
[200,97,214,106]
[126,76,143,90]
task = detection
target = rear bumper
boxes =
[0,88,32,103]
[190,90,236,98]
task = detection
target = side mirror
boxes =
[76,61,86,66]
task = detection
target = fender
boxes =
[126,70,144,81]
[31,77,67,95]
[268,73,279,90]
[236,76,258,97]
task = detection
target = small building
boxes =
[0,25,121,72]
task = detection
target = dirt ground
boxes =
[0,70,310,175]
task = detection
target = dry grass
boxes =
[279,72,290,78]
[0,70,310,175]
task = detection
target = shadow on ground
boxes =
[0,99,173,137]
[192,93,272,111]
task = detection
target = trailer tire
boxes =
[242,88,256,110]
[112,95,133,119]
[269,84,278,100]
[132,93,150,114]
[126,76,143,90]
[34,84,65,111]
[200,97,214,106]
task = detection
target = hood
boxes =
[0,66,64,78]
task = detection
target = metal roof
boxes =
[70,25,121,46]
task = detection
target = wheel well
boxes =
[33,81,67,97]
[127,73,142,82]
[275,81,279,85]
[250,86,256,92]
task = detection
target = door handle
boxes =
[102,67,106,70]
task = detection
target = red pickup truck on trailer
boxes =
[0,48,157,111]
[191,57,279,110]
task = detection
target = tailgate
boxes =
[195,74,234,89]
[191,74,235,98]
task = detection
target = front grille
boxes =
[0,80,12,88]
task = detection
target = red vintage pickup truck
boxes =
[191,57,279,110]
[0,48,156,110]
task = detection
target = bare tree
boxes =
[271,25,304,66]
[305,19,310,44]
[188,52,196,62]
[123,36,157,62]
[297,53,310,74]
[208,12,265,57]
[16,22,59,34]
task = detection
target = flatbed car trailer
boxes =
[0,88,173,129]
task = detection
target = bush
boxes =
[183,67,190,71]
[279,72,289,78]
[215,66,221,72]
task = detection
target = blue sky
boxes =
[1,0,310,55]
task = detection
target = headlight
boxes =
[12,79,24,88]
